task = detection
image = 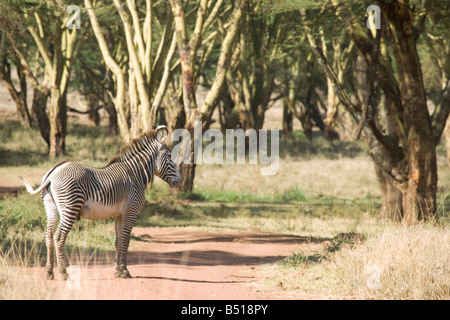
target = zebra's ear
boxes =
[155,125,169,143]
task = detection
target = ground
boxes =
[19,226,332,300]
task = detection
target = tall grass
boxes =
[263,223,449,299]
[0,238,115,299]
[0,240,48,299]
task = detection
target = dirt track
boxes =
[23,227,325,300]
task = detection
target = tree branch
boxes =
[25,12,53,76]
[85,0,129,142]
[201,0,245,122]
[355,27,381,140]
[431,77,450,144]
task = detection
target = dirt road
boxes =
[26,227,323,300]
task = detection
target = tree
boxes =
[86,0,187,142]
[0,1,35,128]
[85,0,130,142]
[225,1,287,131]
[299,0,449,223]
[1,0,82,158]
[169,0,245,192]
[0,33,33,128]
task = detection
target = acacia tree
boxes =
[0,33,33,128]
[168,0,245,192]
[420,3,450,167]
[85,0,183,142]
[0,1,36,129]
[299,0,449,223]
[224,1,287,131]
[1,1,82,158]
[280,38,332,140]
[37,7,79,158]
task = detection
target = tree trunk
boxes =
[49,87,66,158]
[114,0,151,135]
[282,100,293,136]
[87,92,100,127]
[445,121,450,167]
[31,87,50,147]
[104,96,118,136]
[168,0,245,192]
[85,0,130,142]
[177,119,197,193]
[326,0,443,224]
[402,136,437,223]
[370,143,404,221]
[377,170,403,221]
[179,163,196,193]
[169,0,200,193]
[383,0,437,223]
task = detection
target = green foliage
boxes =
[280,251,323,267]
[277,186,306,202]
[260,0,327,13]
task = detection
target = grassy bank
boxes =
[262,223,449,299]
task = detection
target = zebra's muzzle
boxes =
[169,178,182,188]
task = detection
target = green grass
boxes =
[179,187,306,202]
[0,121,122,167]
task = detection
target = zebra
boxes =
[19,125,181,280]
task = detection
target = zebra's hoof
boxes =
[115,268,132,279]
[60,272,69,281]
[46,272,54,280]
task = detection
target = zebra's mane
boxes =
[107,130,159,165]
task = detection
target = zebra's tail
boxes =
[19,161,68,195]
[19,176,51,195]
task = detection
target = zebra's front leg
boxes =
[114,214,137,278]
[114,216,128,278]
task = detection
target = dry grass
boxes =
[262,223,450,299]
[0,241,115,299]
[193,156,380,200]
[0,241,50,299]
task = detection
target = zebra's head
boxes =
[154,126,182,188]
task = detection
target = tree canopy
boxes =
[0,0,448,224]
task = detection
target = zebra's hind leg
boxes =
[43,191,58,280]
[114,214,136,278]
[53,209,79,280]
